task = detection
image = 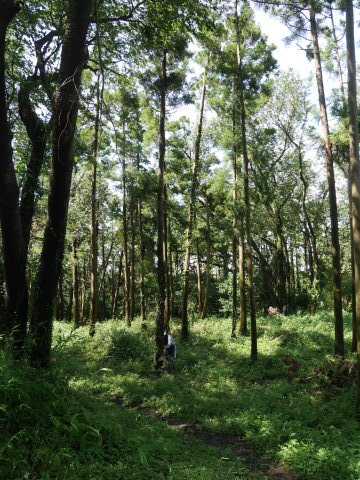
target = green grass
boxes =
[1,310,359,479]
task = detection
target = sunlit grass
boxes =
[1,310,358,479]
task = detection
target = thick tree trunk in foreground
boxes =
[0,1,27,350]
[181,70,206,340]
[29,0,92,367]
[154,49,167,369]
[310,4,344,356]
[345,0,360,417]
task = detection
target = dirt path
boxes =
[111,396,304,480]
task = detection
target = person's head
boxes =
[169,328,175,336]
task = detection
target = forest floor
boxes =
[1,311,359,479]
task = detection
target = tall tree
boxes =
[29,0,93,367]
[181,67,207,340]
[309,2,344,356]
[0,0,27,351]
[345,0,360,416]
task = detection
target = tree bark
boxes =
[29,0,93,367]
[235,0,257,359]
[196,241,203,315]
[72,237,80,328]
[154,48,167,369]
[18,78,49,251]
[164,186,171,330]
[345,0,360,417]
[111,253,123,319]
[309,4,344,356]
[0,1,27,350]
[201,191,211,319]
[136,151,146,328]
[89,76,101,336]
[238,213,247,334]
[122,122,131,327]
[231,101,238,337]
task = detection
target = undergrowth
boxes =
[1,310,359,479]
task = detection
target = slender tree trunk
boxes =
[328,10,357,349]
[122,122,131,327]
[89,76,101,337]
[72,238,80,328]
[130,197,136,322]
[0,1,27,351]
[181,69,206,339]
[154,48,167,369]
[329,5,345,99]
[169,233,175,317]
[201,192,211,319]
[164,186,170,330]
[231,102,238,337]
[345,0,360,416]
[112,253,123,319]
[309,4,344,356]
[29,0,92,367]
[196,241,203,315]
[137,155,146,327]
[80,258,87,325]
[56,272,64,321]
[235,0,257,359]
[274,210,287,311]
[238,213,247,334]
[298,148,319,312]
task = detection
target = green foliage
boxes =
[3,312,358,479]
[0,328,260,479]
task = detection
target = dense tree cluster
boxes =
[1,0,360,414]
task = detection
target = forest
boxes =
[1,0,360,478]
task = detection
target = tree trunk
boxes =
[137,152,146,328]
[196,241,203,315]
[72,238,80,328]
[130,196,136,322]
[29,0,92,367]
[238,214,247,334]
[154,48,167,369]
[235,0,257,359]
[89,76,101,336]
[56,272,64,321]
[18,78,49,251]
[181,69,206,339]
[201,191,211,319]
[274,210,287,311]
[80,257,87,325]
[345,0,360,417]
[112,253,123,319]
[0,1,27,351]
[309,4,344,356]
[298,148,319,312]
[231,101,238,337]
[122,122,131,327]
[164,186,171,330]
